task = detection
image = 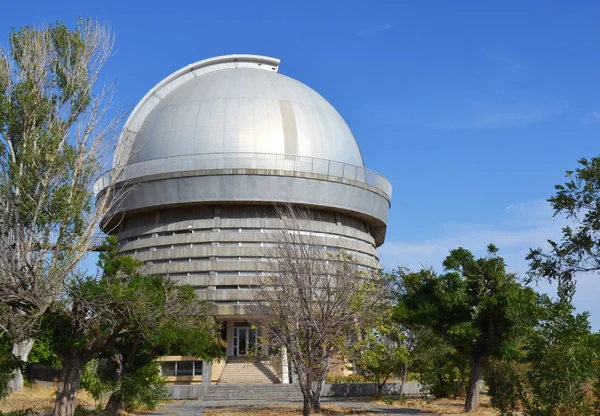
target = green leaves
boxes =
[394,246,539,411]
[528,156,600,286]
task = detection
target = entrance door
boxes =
[233,326,259,356]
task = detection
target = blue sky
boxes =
[3,1,600,328]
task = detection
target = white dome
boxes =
[122,55,364,168]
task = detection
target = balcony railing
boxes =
[94,152,392,199]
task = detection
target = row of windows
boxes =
[194,285,254,290]
[118,228,374,246]
[121,242,377,261]
[149,255,378,266]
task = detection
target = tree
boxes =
[47,237,216,416]
[407,327,468,399]
[0,19,125,392]
[395,245,537,412]
[523,292,595,416]
[252,206,384,416]
[352,313,407,398]
[528,156,600,286]
[101,318,221,416]
[487,289,598,416]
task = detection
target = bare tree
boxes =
[0,19,127,391]
[251,206,384,416]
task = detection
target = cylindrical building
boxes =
[97,54,391,365]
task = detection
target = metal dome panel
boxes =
[120,55,364,168]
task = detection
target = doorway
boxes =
[233,326,259,356]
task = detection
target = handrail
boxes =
[94,152,392,199]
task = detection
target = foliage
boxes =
[528,156,600,285]
[410,332,469,399]
[395,245,538,412]
[0,17,124,393]
[524,294,596,416]
[352,309,407,396]
[80,360,110,411]
[0,353,24,400]
[486,358,527,415]
[26,326,61,369]
[325,374,369,384]
[44,236,217,416]
[90,237,220,416]
[487,291,598,416]
[120,362,167,412]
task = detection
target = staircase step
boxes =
[205,384,303,400]
[217,357,279,385]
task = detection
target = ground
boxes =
[200,397,498,416]
[0,384,96,414]
[0,385,499,416]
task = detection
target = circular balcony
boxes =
[94,152,392,201]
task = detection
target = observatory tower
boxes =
[97,54,392,359]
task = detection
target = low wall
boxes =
[322,381,422,397]
[166,381,423,399]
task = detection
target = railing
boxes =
[94,152,392,199]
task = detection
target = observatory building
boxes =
[97,54,391,380]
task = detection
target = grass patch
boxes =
[0,384,95,414]
[379,395,498,415]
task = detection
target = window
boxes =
[160,360,202,376]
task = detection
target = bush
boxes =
[325,374,369,384]
[416,353,468,399]
[486,359,526,415]
[121,363,167,412]
[488,295,600,416]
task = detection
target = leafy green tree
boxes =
[101,323,221,416]
[46,237,217,416]
[395,245,537,412]
[522,293,595,416]
[352,310,407,397]
[528,156,600,285]
[409,329,469,399]
[0,18,124,392]
[488,291,597,416]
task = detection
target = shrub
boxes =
[325,374,369,384]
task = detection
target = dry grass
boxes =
[384,395,499,415]
[204,405,375,416]
[0,384,96,414]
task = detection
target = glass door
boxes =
[233,326,261,356]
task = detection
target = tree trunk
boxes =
[54,357,84,416]
[311,376,325,412]
[464,357,485,412]
[104,391,124,416]
[399,364,408,400]
[376,382,384,399]
[303,394,311,416]
[7,339,34,392]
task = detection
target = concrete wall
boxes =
[165,382,423,399]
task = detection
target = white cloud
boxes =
[433,106,563,130]
[379,200,563,273]
[357,24,395,38]
[581,109,600,125]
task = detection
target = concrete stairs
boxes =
[204,384,303,400]
[217,356,280,384]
